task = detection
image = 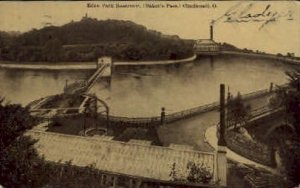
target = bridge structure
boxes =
[28,57,112,118]
[64,56,113,95]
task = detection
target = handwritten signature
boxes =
[218,3,294,30]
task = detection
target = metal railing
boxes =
[33,83,288,127]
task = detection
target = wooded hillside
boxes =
[0,17,194,62]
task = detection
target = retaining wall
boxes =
[226,131,276,167]
[221,51,300,65]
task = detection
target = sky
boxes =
[0,1,299,55]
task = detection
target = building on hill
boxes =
[193,24,220,55]
[194,39,220,54]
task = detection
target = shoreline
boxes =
[0,52,299,70]
[220,51,300,66]
[0,61,97,70]
[0,55,197,70]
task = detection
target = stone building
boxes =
[193,25,220,55]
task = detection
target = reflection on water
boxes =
[102,56,292,116]
[0,69,93,105]
[0,56,293,116]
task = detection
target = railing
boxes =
[85,64,108,92]
[250,106,272,118]
[87,63,107,84]
[63,63,108,94]
[165,102,220,123]
[103,86,275,126]
[34,83,288,127]
[114,54,197,66]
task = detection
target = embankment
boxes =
[0,55,197,70]
[221,51,300,65]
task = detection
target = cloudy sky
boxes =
[0,1,299,55]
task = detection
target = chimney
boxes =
[210,24,213,40]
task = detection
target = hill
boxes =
[0,17,194,62]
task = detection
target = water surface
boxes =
[0,56,293,117]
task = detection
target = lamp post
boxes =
[217,84,227,187]
[161,107,165,126]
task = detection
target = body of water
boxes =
[0,55,294,117]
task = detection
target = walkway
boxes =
[85,63,110,92]
[64,61,111,94]
[158,111,217,152]
[205,126,279,175]
[158,93,274,152]
[0,54,197,70]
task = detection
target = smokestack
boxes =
[210,24,213,40]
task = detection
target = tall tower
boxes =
[217,84,227,187]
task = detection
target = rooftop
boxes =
[25,129,216,182]
[195,39,218,45]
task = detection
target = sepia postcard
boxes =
[0,1,299,188]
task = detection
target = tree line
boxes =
[0,18,194,62]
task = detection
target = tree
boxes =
[0,97,43,187]
[169,161,213,184]
[279,70,300,187]
[0,97,36,148]
[0,136,46,188]
[1,18,193,62]
[269,69,300,187]
[186,161,213,184]
[226,92,251,129]
[43,37,63,62]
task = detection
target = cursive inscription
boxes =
[220,3,294,30]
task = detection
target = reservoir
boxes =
[0,55,294,117]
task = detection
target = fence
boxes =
[63,63,108,94]
[32,83,287,127]
[96,86,275,126]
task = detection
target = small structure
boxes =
[63,56,113,95]
[194,39,220,54]
[97,56,113,77]
[194,24,220,55]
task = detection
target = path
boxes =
[205,126,279,175]
[0,55,196,70]
[158,110,217,152]
[158,93,274,152]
